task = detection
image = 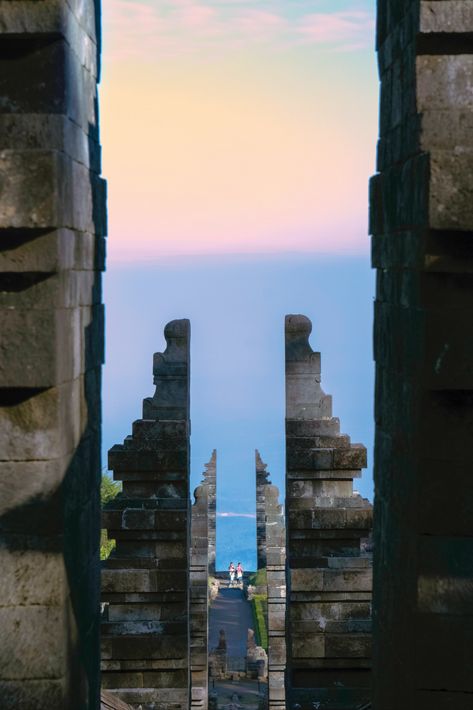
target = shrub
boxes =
[251,594,268,651]
[100,473,121,561]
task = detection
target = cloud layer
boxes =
[104,0,375,60]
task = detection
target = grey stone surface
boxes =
[371,4,473,708]
[265,481,286,709]
[190,484,209,709]
[255,450,270,571]
[201,450,217,576]
[102,320,191,710]
[285,315,372,710]
[0,2,106,707]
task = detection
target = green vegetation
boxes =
[248,568,267,587]
[100,474,121,561]
[251,594,268,651]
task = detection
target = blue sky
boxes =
[103,253,374,506]
[100,0,379,567]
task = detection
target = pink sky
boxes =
[100,1,378,260]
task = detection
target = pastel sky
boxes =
[100,1,379,567]
[101,0,378,259]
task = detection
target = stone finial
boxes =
[143,318,190,420]
[255,449,270,481]
[285,314,318,363]
[285,314,332,420]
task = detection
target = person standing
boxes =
[228,561,235,586]
[236,561,243,584]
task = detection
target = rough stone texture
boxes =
[190,483,209,709]
[371,3,473,708]
[255,450,270,571]
[285,315,373,710]
[265,479,287,709]
[201,450,217,576]
[0,1,106,707]
[101,320,191,710]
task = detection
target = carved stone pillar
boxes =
[101,320,191,709]
[371,3,473,706]
[0,2,106,706]
[256,450,270,571]
[285,315,372,710]
[201,450,217,576]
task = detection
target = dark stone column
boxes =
[371,3,473,707]
[190,484,209,709]
[101,320,191,710]
[0,2,106,707]
[265,481,287,709]
[256,450,270,570]
[201,450,216,576]
[285,315,372,710]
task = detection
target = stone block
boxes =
[108,447,188,473]
[0,605,67,679]
[0,546,67,607]
[0,378,82,460]
[0,150,106,235]
[0,36,98,131]
[0,270,100,309]
[429,149,473,231]
[420,1,473,34]
[0,228,105,273]
[0,305,103,387]
[0,114,101,172]
[0,0,99,49]
[0,679,64,709]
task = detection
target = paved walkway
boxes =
[209,585,254,658]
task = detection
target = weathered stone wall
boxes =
[201,450,216,576]
[190,483,209,709]
[265,480,286,709]
[371,3,473,707]
[101,320,191,709]
[0,1,106,707]
[256,449,270,570]
[285,315,372,710]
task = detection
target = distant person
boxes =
[228,561,235,586]
[237,562,243,583]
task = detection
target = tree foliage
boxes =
[100,473,121,561]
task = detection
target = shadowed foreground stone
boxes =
[371,3,473,708]
[285,315,373,710]
[190,483,209,709]
[265,475,287,709]
[0,1,106,707]
[101,320,191,710]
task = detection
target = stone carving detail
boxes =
[190,483,209,709]
[101,320,191,709]
[0,2,106,707]
[285,315,372,710]
[255,450,270,570]
[370,3,473,706]
[265,479,287,709]
[201,450,217,576]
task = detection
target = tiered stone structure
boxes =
[285,315,373,710]
[370,3,473,707]
[201,450,217,576]
[101,320,191,709]
[265,480,287,709]
[255,450,270,570]
[0,2,106,707]
[190,483,209,710]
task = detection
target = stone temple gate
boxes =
[0,1,472,709]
